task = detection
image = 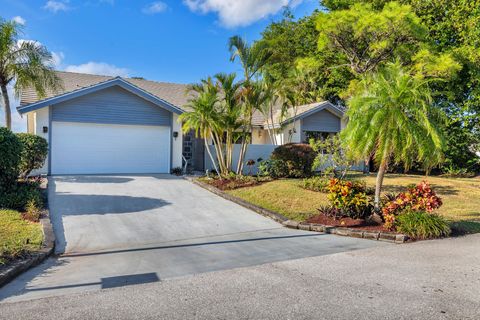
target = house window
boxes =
[303,131,336,143]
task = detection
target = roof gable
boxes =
[17,77,184,115]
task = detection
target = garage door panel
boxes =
[52,122,170,174]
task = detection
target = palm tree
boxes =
[179,78,224,175]
[229,36,272,174]
[0,19,62,129]
[214,72,241,171]
[341,62,445,215]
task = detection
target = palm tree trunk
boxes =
[1,85,11,130]
[204,137,220,176]
[372,160,388,222]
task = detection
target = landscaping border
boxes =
[0,179,55,288]
[190,177,408,244]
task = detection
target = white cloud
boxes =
[51,51,65,68]
[142,1,168,14]
[43,1,70,13]
[12,16,26,25]
[183,0,302,27]
[65,62,129,77]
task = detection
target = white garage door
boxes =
[51,121,170,175]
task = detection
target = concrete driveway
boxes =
[0,175,387,302]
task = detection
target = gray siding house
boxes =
[18,71,345,175]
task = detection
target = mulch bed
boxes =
[306,214,390,232]
[200,177,273,191]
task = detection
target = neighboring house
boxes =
[18,71,345,175]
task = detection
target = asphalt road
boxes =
[1,234,479,320]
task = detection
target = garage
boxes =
[17,76,186,175]
[51,122,171,175]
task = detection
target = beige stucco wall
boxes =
[30,107,50,175]
[251,127,269,144]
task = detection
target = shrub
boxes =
[257,159,288,178]
[16,133,48,179]
[310,135,354,179]
[271,143,316,178]
[382,181,442,229]
[396,211,451,239]
[0,180,43,212]
[301,176,329,192]
[0,127,21,191]
[440,165,476,178]
[22,199,42,222]
[326,178,373,219]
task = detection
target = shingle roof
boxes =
[20,71,343,127]
[20,71,192,108]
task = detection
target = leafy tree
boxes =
[341,62,445,213]
[259,9,352,104]
[316,2,426,75]
[320,0,480,172]
[0,19,62,129]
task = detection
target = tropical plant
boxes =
[0,19,62,129]
[257,159,288,178]
[341,62,445,215]
[395,210,451,240]
[382,181,443,230]
[326,178,373,219]
[214,72,242,171]
[179,78,224,175]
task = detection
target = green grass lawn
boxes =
[226,174,480,231]
[0,209,43,265]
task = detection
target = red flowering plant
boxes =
[326,178,373,219]
[382,181,442,230]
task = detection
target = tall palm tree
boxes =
[341,62,445,214]
[257,77,281,145]
[214,72,241,171]
[0,19,62,129]
[229,36,272,174]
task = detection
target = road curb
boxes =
[189,177,408,244]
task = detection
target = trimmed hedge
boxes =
[271,143,316,178]
[16,133,48,178]
[0,127,21,191]
[0,180,43,212]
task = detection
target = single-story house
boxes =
[18,71,345,175]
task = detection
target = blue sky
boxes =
[1,0,320,131]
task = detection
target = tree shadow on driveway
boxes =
[52,193,171,215]
[49,193,171,254]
